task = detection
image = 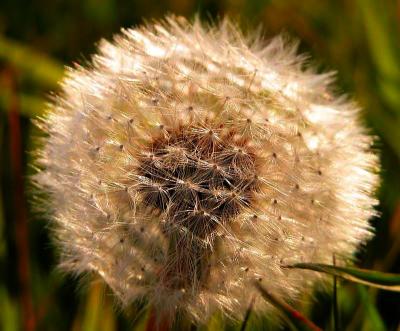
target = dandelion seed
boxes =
[34,16,379,325]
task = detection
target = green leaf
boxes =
[0,36,63,88]
[254,282,322,331]
[285,263,400,291]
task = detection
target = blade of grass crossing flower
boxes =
[285,263,400,291]
[254,282,322,331]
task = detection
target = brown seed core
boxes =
[136,125,258,288]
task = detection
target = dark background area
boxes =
[0,1,399,330]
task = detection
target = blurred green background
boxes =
[0,0,399,330]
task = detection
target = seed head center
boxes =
[137,126,258,238]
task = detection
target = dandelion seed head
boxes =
[35,16,379,324]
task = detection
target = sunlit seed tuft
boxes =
[34,15,379,325]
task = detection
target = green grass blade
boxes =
[205,311,225,331]
[358,0,400,81]
[254,282,322,331]
[358,0,400,111]
[79,282,117,331]
[0,92,47,117]
[129,306,150,331]
[80,283,103,331]
[357,286,386,331]
[239,297,255,331]
[285,263,400,291]
[0,119,5,258]
[0,288,20,331]
[332,256,339,331]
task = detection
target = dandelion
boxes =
[34,16,379,325]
